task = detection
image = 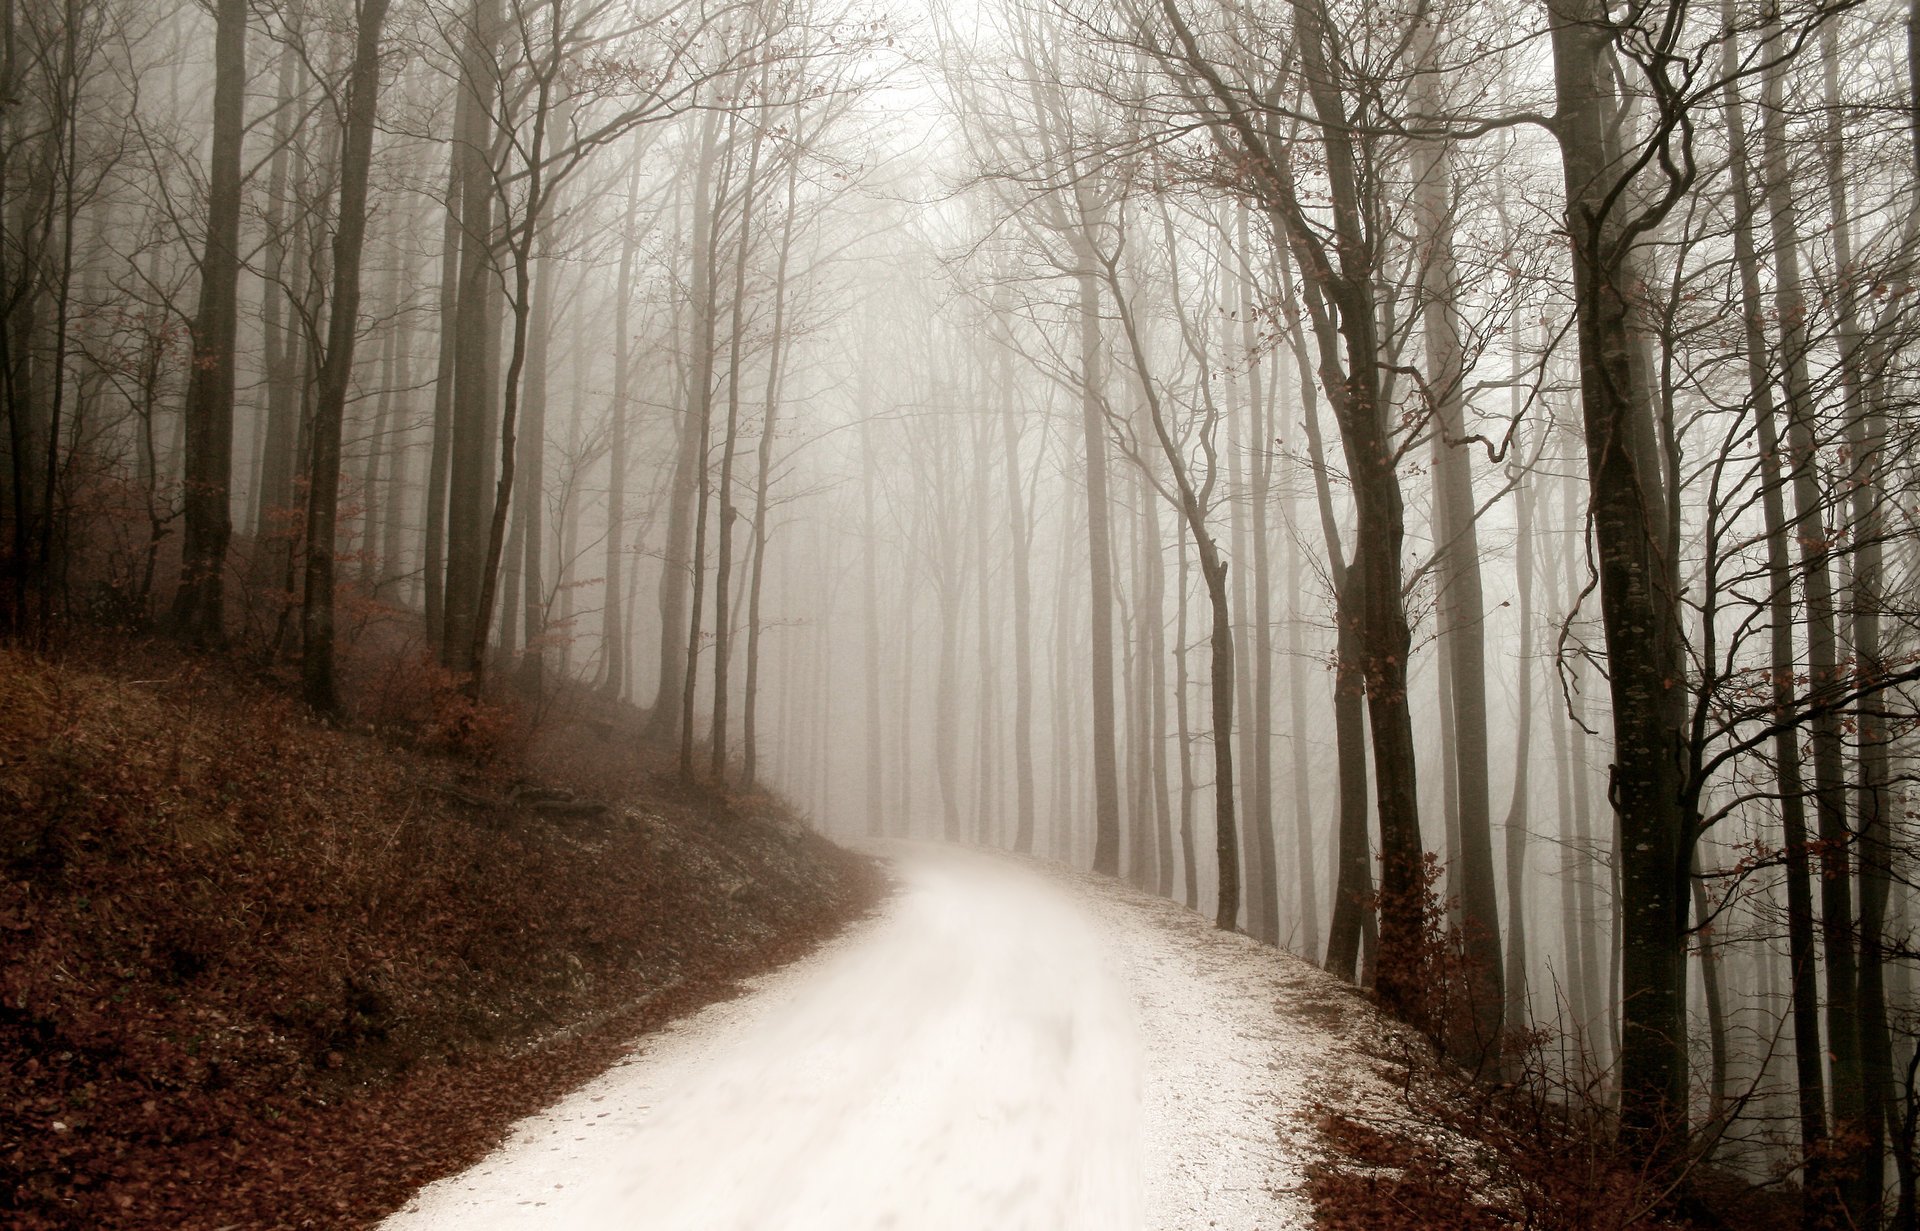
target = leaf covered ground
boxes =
[0,637,880,1229]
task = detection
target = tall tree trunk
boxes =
[1254,1,1425,1018]
[1760,41,1864,1199]
[677,113,734,774]
[651,110,721,742]
[1502,429,1535,1037]
[1104,237,1237,928]
[602,151,642,698]
[1074,250,1123,876]
[1546,0,1692,1152]
[1412,11,1501,1056]
[935,526,964,842]
[1719,23,1828,1188]
[742,134,801,791]
[899,504,923,837]
[1282,263,1370,982]
[1284,481,1320,960]
[170,0,248,645]
[1144,470,1175,896]
[423,148,462,645]
[1822,21,1894,1217]
[514,231,556,687]
[972,400,1000,846]
[1224,280,1261,931]
[300,0,390,713]
[1691,854,1729,1137]
[1236,212,1279,943]
[360,269,401,589]
[860,415,885,835]
[440,0,502,670]
[252,38,303,545]
[1546,575,1584,1031]
[1175,524,1199,909]
[1000,333,1037,854]
[380,255,416,602]
[712,120,767,780]
[466,72,566,694]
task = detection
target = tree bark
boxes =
[301,0,391,714]
[1000,325,1037,854]
[651,109,721,742]
[1074,250,1124,876]
[440,0,502,670]
[742,132,801,791]
[1760,38,1863,1195]
[169,0,249,646]
[1412,11,1501,1058]
[1719,22,1828,1185]
[601,150,642,698]
[1546,0,1692,1152]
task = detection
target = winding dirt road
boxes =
[383,847,1376,1230]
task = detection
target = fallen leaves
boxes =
[0,639,880,1229]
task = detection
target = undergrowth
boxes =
[0,635,880,1228]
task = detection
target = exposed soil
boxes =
[0,636,882,1229]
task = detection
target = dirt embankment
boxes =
[0,639,881,1229]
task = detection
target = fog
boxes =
[6,0,1920,1218]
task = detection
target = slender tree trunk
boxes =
[300,0,390,713]
[899,504,923,837]
[935,522,963,842]
[1234,214,1278,942]
[440,0,502,670]
[1073,245,1123,876]
[466,73,567,693]
[1720,28,1829,1187]
[424,148,462,645]
[1144,470,1175,897]
[1692,853,1729,1136]
[1547,0,1692,1151]
[1412,12,1501,1055]
[972,403,1000,846]
[652,110,721,742]
[169,0,248,645]
[1283,270,1370,982]
[360,269,401,589]
[1820,21,1894,1217]
[1502,429,1535,1038]
[253,38,303,544]
[742,136,801,791]
[710,124,766,779]
[602,151,642,698]
[677,113,734,775]
[1546,585,1584,1031]
[1271,3,1425,1018]
[1284,483,1320,960]
[860,416,885,835]
[514,232,556,687]
[1175,524,1199,909]
[1224,284,1260,931]
[380,255,416,602]
[1000,334,1037,854]
[1761,42,1864,1198]
[1104,238,1236,928]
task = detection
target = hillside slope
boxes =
[0,640,880,1229]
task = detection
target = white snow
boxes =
[383,846,1401,1231]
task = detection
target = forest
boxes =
[3,0,1919,1223]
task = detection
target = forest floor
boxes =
[0,635,882,1229]
[3,634,1723,1231]
[382,844,1506,1231]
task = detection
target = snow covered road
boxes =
[383,847,1356,1230]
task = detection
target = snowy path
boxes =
[383,847,1369,1230]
